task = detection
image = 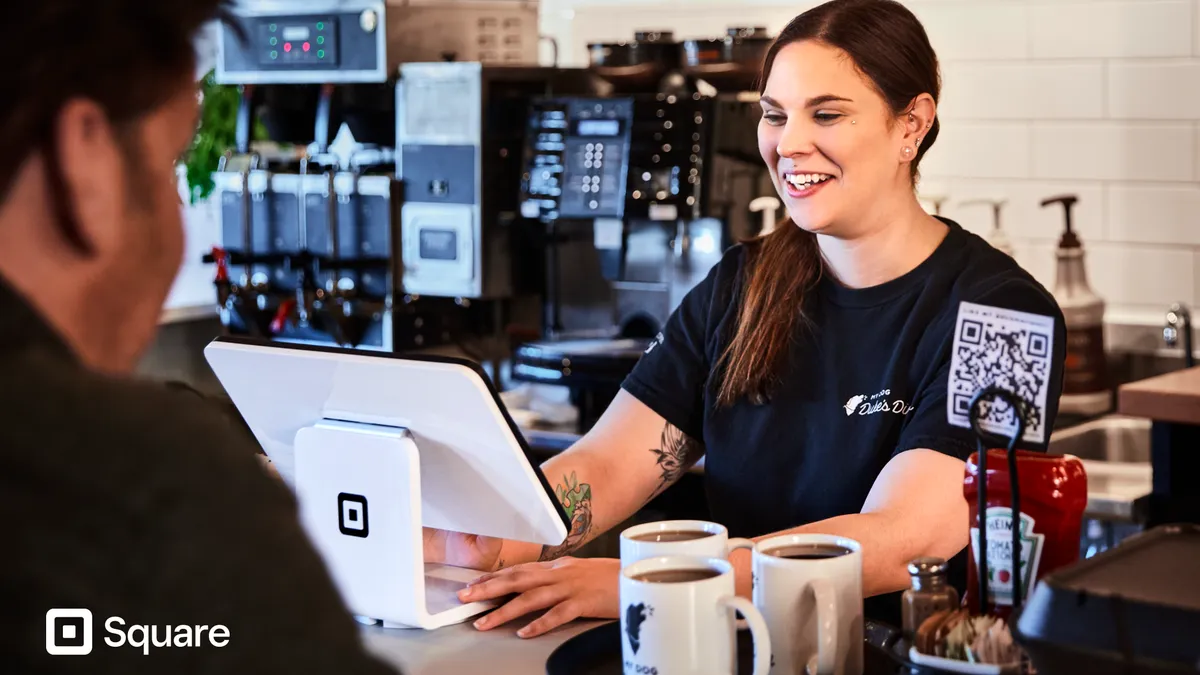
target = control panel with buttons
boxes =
[257,18,339,66]
[521,98,633,221]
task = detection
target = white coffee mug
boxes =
[620,555,771,675]
[620,520,755,568]
[752,535,864,675]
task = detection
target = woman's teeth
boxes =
[785,173,833,190]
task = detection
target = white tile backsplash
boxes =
[1088,242,1195,308]
[940,62,1104,121]
[1108,61,1200,120]
[1108,185,1200,245]
[1031,123,1195,182]
[914,3,1029,61]
[1030,1,1193,59]
[921,123,1031,179]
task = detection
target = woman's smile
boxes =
[782,170,836,199]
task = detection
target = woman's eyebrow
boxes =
[759,94,853,108]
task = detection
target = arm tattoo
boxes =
[648,424,705,499]
[538,471,594,562]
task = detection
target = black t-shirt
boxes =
[0,278,398,674]
[621,219,1066,622]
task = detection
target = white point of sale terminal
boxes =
[204,337,571,630]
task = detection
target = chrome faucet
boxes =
[1164,302,1195,368]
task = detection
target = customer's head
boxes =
[756,0,941,236]
[0,1,229,373]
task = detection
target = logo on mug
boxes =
[338,493,369,538]
[624,603,652,655]
[46,609,93,656]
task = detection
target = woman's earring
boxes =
[903,146,914,158]
[851,120,857,125]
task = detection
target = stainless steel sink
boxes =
[1048,415,1152,463]
[1048,415,1153,523]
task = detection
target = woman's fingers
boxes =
[473,585,564,631]
[459,563,550,601]
[465,572,497,588]
[516,600,584,639]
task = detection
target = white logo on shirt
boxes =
[843,395,866,416]
[845,389,914,417]
[644,332,665,354]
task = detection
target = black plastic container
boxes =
[1014,524,1200,674]
[682,27,773,92]
[586,30,681,92]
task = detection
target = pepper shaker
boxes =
[902,556,960,641]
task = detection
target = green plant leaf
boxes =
[181,69,269,205]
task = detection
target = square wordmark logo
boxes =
[47,608,93,656]
[338,493,369,538]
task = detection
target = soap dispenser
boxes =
[962,198,1013,257]
[1041,195,1110,417]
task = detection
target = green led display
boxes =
[269,37,277,46]
[317,36,324,45]
[317,22,324,30]
[270,50,278,59]
[317,49,325,59]
[269,23,277,32]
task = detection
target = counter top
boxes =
[361,617,608,675]
[1118,366,1200,425]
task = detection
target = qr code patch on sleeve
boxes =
[946,301,1057,445]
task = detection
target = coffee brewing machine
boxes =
[510,28,777,431]
[203,0,583,353]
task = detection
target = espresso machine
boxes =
[204,0,584,353]
[510,28,774,431]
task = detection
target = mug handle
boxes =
[726,538,755,630]
[804,578,839,675]
[719,595,772,675]
[726,538,755,556]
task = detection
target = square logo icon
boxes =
[338,492,369,538]
[46,609,92,656]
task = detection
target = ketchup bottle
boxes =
[960,385,1089,622]
[963,448,1088,621]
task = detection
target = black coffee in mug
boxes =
[632,568,722,584]
[767,544,854,560]
[628,529,713,543]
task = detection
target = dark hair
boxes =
[0,1,232,203]
[715,0,942,406]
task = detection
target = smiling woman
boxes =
[424,0,1068,638]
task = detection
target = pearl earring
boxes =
[903,146,914,157]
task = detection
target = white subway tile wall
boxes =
[1029,1,1192,59]
[544,0,1200,315]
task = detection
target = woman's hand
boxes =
[458,557,621,638]
[423,528,503,571]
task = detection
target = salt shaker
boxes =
[902,557,960,641]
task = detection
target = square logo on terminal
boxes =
[338,493,369,538]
